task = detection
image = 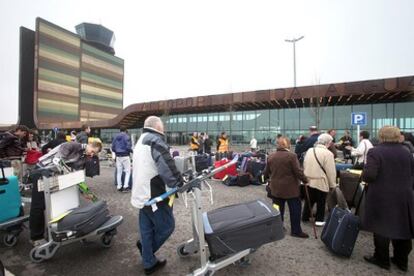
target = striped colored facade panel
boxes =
[80,42,124,122]
[36,18,81,123]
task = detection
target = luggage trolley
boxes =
[0,160,29,247]
[30,161,123,263]
[146,157,284,276]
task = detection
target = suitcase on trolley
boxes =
[0,161,22,223]
[203,199,284,258]
[56,200,110,238]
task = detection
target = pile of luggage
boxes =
[213,151,267,187]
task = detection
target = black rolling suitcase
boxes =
[56,200,110,238]
[321,186,365,257]
[195,154,210,172]
[203,199,284,258]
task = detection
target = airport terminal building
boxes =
[9,18,414,145]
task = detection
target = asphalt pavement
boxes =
[1,163,412,276]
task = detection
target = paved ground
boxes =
[1,163,412,276]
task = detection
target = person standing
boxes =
[189,132,200,153]
[217,132,229,153]
[112,126,133,192]
[41,131,67,154]
[327,129,337,158]
[131,116,182,275]
[338,130,354,161]
[346,130,373,169]
[297,126,319,163]
[0,125,29,181]
[203,134,213,154]
[264,136,309,238]
[250,136,257,152]
[302,133,337,226]
[362,126,414,272]
[76,124,90,144]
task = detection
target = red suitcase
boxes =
[213,159,237,180]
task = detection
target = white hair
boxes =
[317,133,333,146]
[144,116,162,129]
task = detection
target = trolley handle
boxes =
[144,155,238,206]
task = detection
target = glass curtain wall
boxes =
[100,102,414,146]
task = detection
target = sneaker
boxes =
[122,187,131,193]
[117,187,123,192]
[144,259,167,275]
[315,221,326,227]
[31,239,47,247]
[391,257,408,272]
[364,255,390,270]
[291,232,309,239]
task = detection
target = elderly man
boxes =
[131,116,182,275]
[302,133,336,226]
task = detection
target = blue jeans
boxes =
[272,197,303,235]
[139,204,175,269]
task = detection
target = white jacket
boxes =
[131,128,181,209]
[351,138,373,164]
[303,144,337,193]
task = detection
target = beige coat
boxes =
[303,144,336,192]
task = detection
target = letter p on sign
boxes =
[351,112,367,126]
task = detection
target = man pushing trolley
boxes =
[132,116,285,276]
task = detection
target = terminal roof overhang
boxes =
[37,75,414,130]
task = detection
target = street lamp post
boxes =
[285,36,304,87]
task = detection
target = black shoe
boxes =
[291,232,309,239]
[391,257,408,272]
[117,187,123,192]
[136,240,142,256]
[122,187,131,193]
[364,255,390,270]
[144,259,167,275]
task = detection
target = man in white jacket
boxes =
[131,116,182,275]
[346,130,373,167]
[302,133,337,226]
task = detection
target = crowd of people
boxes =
[1,120,413,274]
[265,125,414,272]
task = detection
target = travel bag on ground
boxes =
[0,161,21,223]
[222,174,238,186]
[236,173,250,187]
[339,171,361,208]
[203,199,284,258]
[321,185,365,257]
[195,154,211,172]
[213,159,237,180]
[56,200,110,238]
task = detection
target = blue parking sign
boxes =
[351,112,367,126]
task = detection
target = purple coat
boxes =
[362,143,414,239]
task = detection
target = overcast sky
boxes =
[0,0,413,124]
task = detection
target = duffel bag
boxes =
[57,200,109,237]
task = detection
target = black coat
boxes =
[362,143,414,239]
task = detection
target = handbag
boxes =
[352,141,368,170]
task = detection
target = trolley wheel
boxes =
[30,248,44,263]
[3,234,18,247]
[100,233,114,248]
[177,244,190,257]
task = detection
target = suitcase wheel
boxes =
[3,234,18,247]
[100,233,114,248]
[30,247,45,263]
[177,244,190,257]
